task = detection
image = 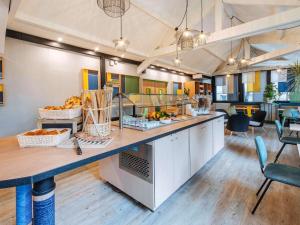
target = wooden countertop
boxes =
[0,112,224,188]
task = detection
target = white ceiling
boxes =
[7,0,300,75]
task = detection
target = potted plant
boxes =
[290,60,300,102]
[264,83,277,103]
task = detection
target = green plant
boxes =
[264,83,277,102]
[291,60,300,77]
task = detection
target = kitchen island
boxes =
[0,112,224,224]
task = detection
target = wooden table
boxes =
[0,112,224,225]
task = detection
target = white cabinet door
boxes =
[212,117,225,155]
[154,134,174,207]
[173,129,190,190]
[189,121,213,176]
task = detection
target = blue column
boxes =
[16,185,32,225]
[32,177,56,225]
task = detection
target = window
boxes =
[215,75,239,101]
[271,69,290,101]
[243,71,267,102]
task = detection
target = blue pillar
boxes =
[16,184,32,225]
[32,177,56,225]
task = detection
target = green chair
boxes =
[252,136,300,214]
[274,120,300,163]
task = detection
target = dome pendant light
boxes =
[97,0,130,18]
[113,15,129,52]
[197,0,207,45]
[178,0,197,50]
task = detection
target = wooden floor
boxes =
[1,125,300,225]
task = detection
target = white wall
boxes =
[0,38,99,136]
[106,60,191,94]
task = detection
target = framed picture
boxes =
[0,84,3,105]
[0,57,3,80]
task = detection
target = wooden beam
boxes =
[248,44,300,66]
[150,7,300,58]
[137,58,156,74]
[223,0,300,6]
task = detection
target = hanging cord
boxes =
[120,15,123,39]
[200,0,203,32]
[175,0,188,31]
[230,17,233,58]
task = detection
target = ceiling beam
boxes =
[248,44,300,66]
[223,0,300,6]
[150,7,300,59]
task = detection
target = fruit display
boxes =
[24,129,68,136]
[44,96,81,110]
[147,111,170,121]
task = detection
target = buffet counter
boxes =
[0,112,224,224]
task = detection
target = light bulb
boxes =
[240,58,247,64]
[173,57,182,66]
[228,57,236,65]
[182,29,193,38]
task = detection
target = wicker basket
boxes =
[82,88,113,137]
[17,129,71,147]
[38,107,82,119]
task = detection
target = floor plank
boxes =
[0,124,299,225]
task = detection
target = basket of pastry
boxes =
[17,128,71,147]
[39,96,82,119]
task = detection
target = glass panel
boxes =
[243,71,267,102]
[215,75,239,101]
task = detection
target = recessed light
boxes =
[180,72,184,75]
[57,37,63,42]
[94,47,99,51]
[150,65,155,69]
[121,54,125,58]
[161,68,166,71]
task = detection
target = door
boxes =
[189,121,213,176]
[213,117,225,155]
[154,134,174,207]
[173,130,190,190]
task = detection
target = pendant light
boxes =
[173,44,182,66]
[228,17,236,65]
[239,39,248,65]
[197,0,207,45]
[176,0,199,50]
[97,0,130,18]
[113,15,129,52]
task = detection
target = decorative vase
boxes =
[290,76,300,102]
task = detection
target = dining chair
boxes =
[274,120,300,163]
[249,110,267,135]
[252,136,300,214]
[226,114,249,137]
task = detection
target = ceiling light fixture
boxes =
[97,0,130,18]
[113,15,129,52]
[94,47,99,51]
[173,44,182,67]
[228,18,236,65]
[197,0,207,45]
[57,37,63,42]
[239,39,249,66]
[175,0,200,51]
